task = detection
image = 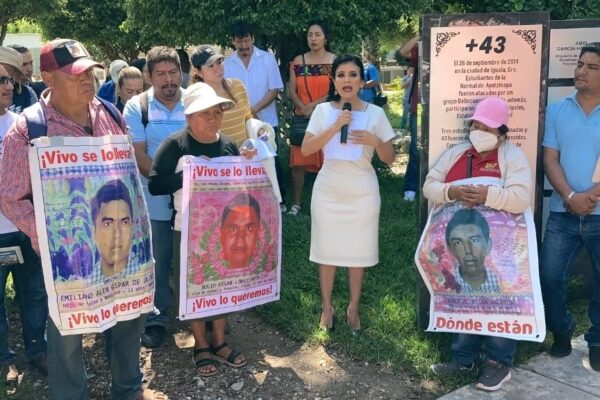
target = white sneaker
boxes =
[404,191,416,202]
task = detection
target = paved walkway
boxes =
[440,335,600,399]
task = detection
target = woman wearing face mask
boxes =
[423,97,531,392]
[423,97,530,214]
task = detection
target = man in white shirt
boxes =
[224,21,286,208]
[0,64,48,385]
[224,21,283,132]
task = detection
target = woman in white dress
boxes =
[301,54,395,333]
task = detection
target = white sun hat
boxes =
[184,82,234,115]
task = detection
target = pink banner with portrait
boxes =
[415,178,545,341]
[29,135,154,335]
[179,156,281,320]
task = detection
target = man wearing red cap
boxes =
[424,97,532,391]
[0,39,166,400]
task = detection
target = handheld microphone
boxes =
[340,102,351,143]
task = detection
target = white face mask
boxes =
[469,129,499,153]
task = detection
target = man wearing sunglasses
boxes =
[0,47,37,114]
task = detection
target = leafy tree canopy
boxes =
[423,0,600,19]
[6,0,600,69]
[0,0,55,45]
[37,0,145,62]
[123,0,411,67]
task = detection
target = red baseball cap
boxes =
[40,39,102,75]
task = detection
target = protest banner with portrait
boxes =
[29,135,154,335]
[415,177,545,341]
[416,12,549,329]
[179,155,281,320]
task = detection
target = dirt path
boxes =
[8,310,436,399]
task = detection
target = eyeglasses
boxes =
[0,76,15,86]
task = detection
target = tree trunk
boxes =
[362,35,381,68]
[0,23,8,47]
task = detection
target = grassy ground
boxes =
[257,89,593,394]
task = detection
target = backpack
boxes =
[23,96,125,140]
[139,91,149,128]
[365,65,387,107]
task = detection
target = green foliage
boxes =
[0,0,56,45]
[429,0,600,19]
[3,0,599,72]
[7,19,42,34]
[124,0,411,65]
[0,0,54,25]
[37,0,144,62]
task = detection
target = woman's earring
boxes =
[334,89,338,95]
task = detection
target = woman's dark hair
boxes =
[131,58,146,72]
[468,120,509,135]
[328,54,365,102]
[306,20,332,53]
[177,49,191,74]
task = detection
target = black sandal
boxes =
[193,347,218,377]
[210,342,247,368]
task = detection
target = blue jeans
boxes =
[400,98,410,130]
[540,212,600,345]
[145,220,173,328]
[452,333,516,367]
[47,316,145,400]
[0,230,47,365]
[268,126,286,204]
[403,112,420,192]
